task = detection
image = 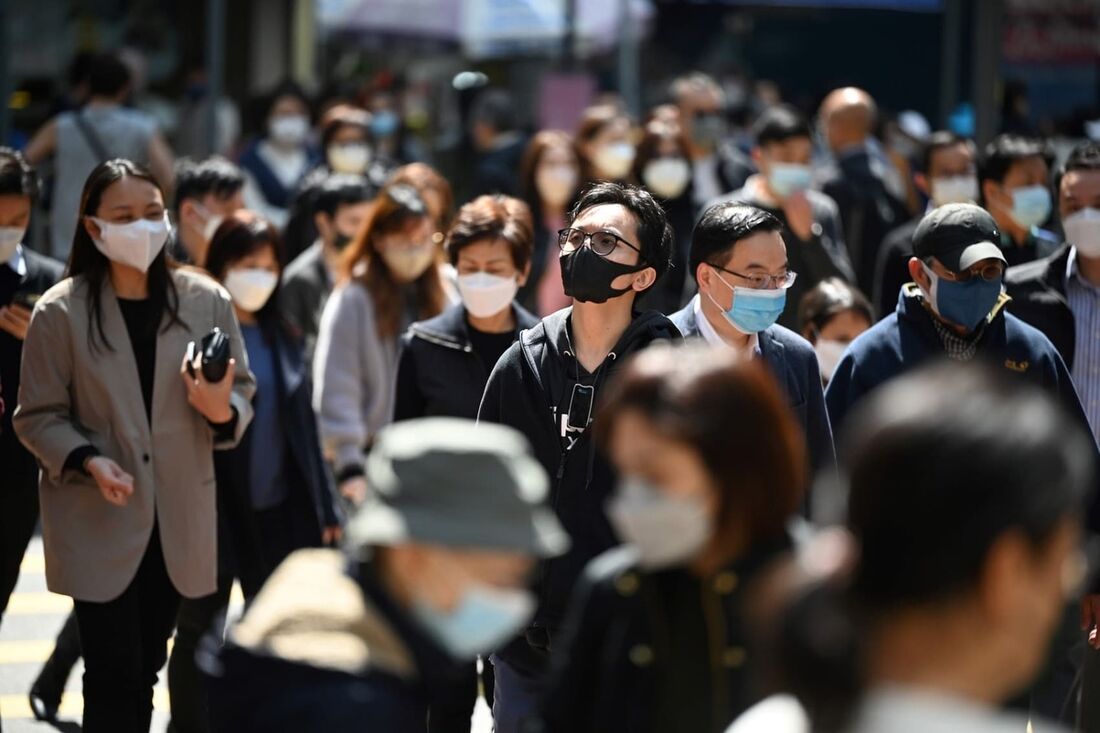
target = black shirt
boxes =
[117,297,159,425]
[467,323,515,377]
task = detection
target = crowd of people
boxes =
[0,49,1100,733]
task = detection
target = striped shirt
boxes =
[1066,248,1100,438]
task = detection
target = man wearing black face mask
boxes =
[282,174,376,363]
[478,182,679,733]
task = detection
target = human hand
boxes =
[181,353,236,424]
[86,456,134,507]
[782,192,815,242]
[0,304,32,340]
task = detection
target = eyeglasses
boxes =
[558,227,641,257]
[710,263,798,291]
[926,259,1004,283]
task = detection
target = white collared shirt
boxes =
[692,293,760,355]
[5,244,26,278]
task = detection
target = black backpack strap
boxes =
[73,111,111,161]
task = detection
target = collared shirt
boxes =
[911,290,983,361]
[5,244,26,278]
[1066,248,1100,437]
[692,294,760,356]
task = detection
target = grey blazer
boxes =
[14,269,256,602]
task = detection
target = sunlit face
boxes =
[697,230,788,312]
[927,143,976,180]
[455,237,529,285]
[983,155,1050,220]
[756,135,813,174]
[83,175,165,241]
[333,201,373,241]
[567,203,654,296]
[608,409,719,517]
[1060,169,1100,218]
[224,242,280,282]
[375,217,434,255]
[0,194,31,229]
[396,544,534,613]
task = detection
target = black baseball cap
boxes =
[913,203,1006,273]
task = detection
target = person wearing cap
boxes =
[203,417,568,732]
[827,202,1086,439]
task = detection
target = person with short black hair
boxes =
[729,363,1094,733]
[470,89,528,198]
[707,105,855,329]
[281,173,377,363]
[0,148,66,724]
[24,51,176,260]
[478,181,680,732]
[798,277,873,385]
[172,156,246,265]
[670,201,835,515]
[979,133,1060,267]
[670,72,754,204]
[872,131,980,316]
[536,344,806,733]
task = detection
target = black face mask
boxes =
[561,246,647,304]
[333,231,354,252]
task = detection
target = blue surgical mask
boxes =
[1008,185,1052,230]
[767,162,813,198]
[707,268,786,335]
[921,262,1003,332]
[413,583,535,661]
[371,111,400,139]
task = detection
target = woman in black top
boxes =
[534,343,805,733]
[392,194,539,733]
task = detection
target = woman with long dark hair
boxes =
[14,158,255,732]
[313,183,454,505]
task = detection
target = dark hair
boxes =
[342,183,447,339]
[599,343,805,566]
[569,181,674,282]
[918,131,975,176]
[469,89,517,133]
[87,52,131,98]
[752,105,812,148]
[445,195,534,272]
[319,105,371,150]
[778,363,1094,731]
[798,278,874,336]
[689,202,784,282]
[313,174,376,219]
[520,129,580,214]
[978,133,1052,186]
[575,105,633,183]
[385,163,455,231]
[1058,141,1100,197]
[0,147,39,200]
[173,157,245,215]
[205,215,286,331]
[68,159,185,351]
[266,80,312,121]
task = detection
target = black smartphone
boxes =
[11,291,39,310]
[565,384,595,434]
[199,328,230,383]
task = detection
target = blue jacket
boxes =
[669,300,836,484]
[827,284,1092,440]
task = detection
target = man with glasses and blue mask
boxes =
[827,203,1087,436]
[478,181,679,732]
[670,202,836,515]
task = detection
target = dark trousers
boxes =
[0,468,39,619]
[167,574,233,733]
[73,527,181,733]
[428,660,495,733]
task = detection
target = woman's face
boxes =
[330,124,369,146]
[455,237,528,284]
[270,94,308,121]
[609,409,719,518]
[226,242,280,281]
[590,117,632,151]
[85,175,165,235]
[375,217,434,256]
[817,308,872,344]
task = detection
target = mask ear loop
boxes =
[703,264,736,313]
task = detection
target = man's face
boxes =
[698,230,788,312]
[1059,169,1100,219]
[182,189,244,244]
[0,194,31,230]
[567,203,654,295]
[984,155,1049,218]
[754,136,813,177]
[403,544,534,613]
[928,143,976,181]
[329,200,373,246]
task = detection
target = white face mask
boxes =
[457,272,518,319]
[607,477,711,570]
[642,158,691,200]
[269,115,309,147]
[814,339,848,382]
[593,142,636,180]
[0,226,25,263]
[192,202,224,244]
[328,143,372,174]
[224,268,278,312]
[381,244,436,282]
[930,175,979,207]
[535,164,578,209]
[1064,207,1100,259]
[91,215,170,273]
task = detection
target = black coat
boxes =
[394,302,539,422]
[532,536,791,733]
[478,308,681,676]
[1005,244,1076,369]
[213,327,341,595]
[1,248,64,486]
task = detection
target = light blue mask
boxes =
[371,111,400,138]
[413,584,535,661]
[707,269,787,335]
[767,162,813,198]
[1008,185,1052,230]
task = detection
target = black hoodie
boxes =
[478,306,681,676]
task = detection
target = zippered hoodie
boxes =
[478,306,681,676]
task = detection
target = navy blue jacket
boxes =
[669,300,836,484]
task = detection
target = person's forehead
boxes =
[930,143,974,170]
[763,136,812,155]
[574,203,637,234]
[1062,169,1100,195]
[103,176,163,206]
[1007,155,1048,178]
[725,230,787,265]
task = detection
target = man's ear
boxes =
[696,261,713,294]
[908,257,928,286]
[314,211,332,239]
[914,173,930,198]
[750,147,764,170]
[981,179,1000,209]
[632,265,658,293]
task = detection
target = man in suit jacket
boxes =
[670,201,836,519]
[816,87,910,294]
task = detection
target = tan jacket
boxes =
[13,269,256,602]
